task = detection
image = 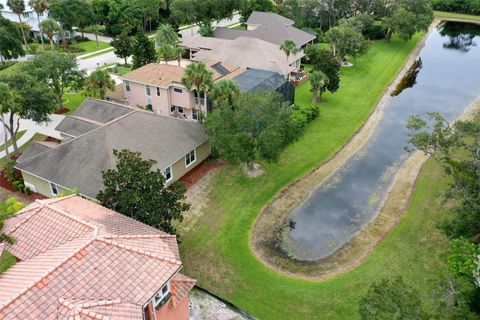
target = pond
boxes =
[284,21,480,261]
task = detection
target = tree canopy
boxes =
[305,46,341,93]
[29,52,85,110]
[132,32,156,69]
[110,31,133,65]
[204,91,301,168]
[359,276,426,320]
[0,72,55,156]
[85,69,115,100]
[0,14,25,62]
[97,149,190,234]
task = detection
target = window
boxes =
[50,182,58,196]
[156,87,161,96]
[163,166,172,182]
[192,109,199,121]
[125,81,131,92]
[185,149,196,167]
[153,283,170,308]
[173,87,183,93]
[146,97,152,107]
[170,106,176,113]
[64,31,71,38]
[178,107,184,114]
[145,85,151,96]
[22,12,30,19]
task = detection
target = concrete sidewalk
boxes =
[0,114,65,159]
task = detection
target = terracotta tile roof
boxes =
[121,62,244,88]
[0,196,194,319]
[170,273,196,308]
[57,298,143,320]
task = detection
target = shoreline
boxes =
[249,19,467,280]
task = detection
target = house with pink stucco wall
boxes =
[114,62,244,121]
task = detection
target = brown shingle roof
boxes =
[120,62,244,88]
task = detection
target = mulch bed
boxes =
[0,172,46,202]
[180,159,225,189]
[54,108,70,115]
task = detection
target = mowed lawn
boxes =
[434,10,480,22]
[177,33,453,319]
[71,40,110,55]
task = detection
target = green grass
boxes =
[435,11,480,22]
[80,47,115,60]
[0,251,16,273]
[178,34,442,319]
[63,91,86,115]
[72,40,110,55]
[0,61,27,75]
[106,64,132,76]
[0,131,26,154]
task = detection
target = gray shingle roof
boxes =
[246,11,294,27]
[55,98,135,138]
[17,111,208,199]
[16,142,51,164]
[70,98,133,124]
[55,117,100,138]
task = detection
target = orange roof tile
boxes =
[171,273,196,308]
[0,196,194,319]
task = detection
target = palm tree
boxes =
[85,69,116,100]
[209,80,240,107]
[155,23,178,47]
[40,18,60,50]
[172,46,185,67]
[157,44,173,64]
[279,39,298,78]
[28,0,48,45]
[7,0,28,46]
[85,24,106,48]
[181,62,213,113]
[309,70,329,104]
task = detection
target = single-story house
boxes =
[15,98,210,199]
[0,195,196,319]
[214,11,316,49]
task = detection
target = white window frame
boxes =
[50,182,58,196]
[185,149,196,167]
[156,87,161,96]
[146,97,152,107]
[145,85,151,96]
[173,87,183,93]
[163,166,172,183]
[125,81,131,92]
[152,282,170,308]
[22,12,30,19]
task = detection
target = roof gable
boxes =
[246,11,294,27]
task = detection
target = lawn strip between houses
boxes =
[176,33,456,320]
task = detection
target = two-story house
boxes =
[0,195,196,319]
[118,62,244,120]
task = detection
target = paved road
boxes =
[77,14,241,73]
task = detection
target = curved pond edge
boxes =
[250,19,480,281]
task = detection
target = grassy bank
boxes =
[0,251,15,273]
[178,34,438,319]
[435,11,480,22]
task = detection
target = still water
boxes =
[285,22,480,261]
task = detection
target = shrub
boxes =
[11,180,21,190]
[74,35,89,42]
[4,159,17,183]
[4,197,17,206]
[6,201,24,214]
[22,186,31,195]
